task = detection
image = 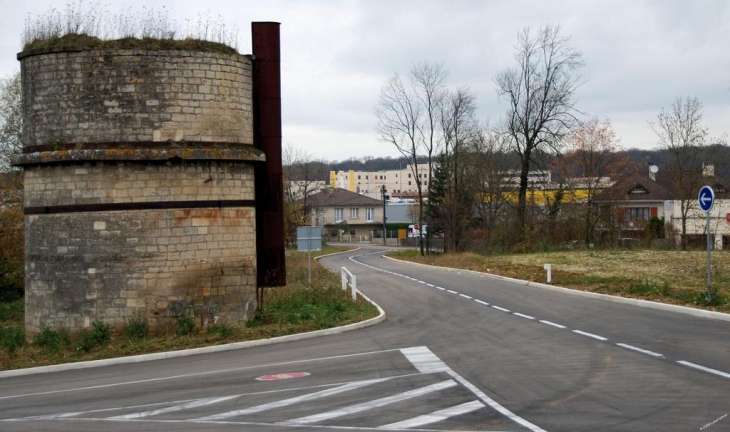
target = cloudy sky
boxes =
[1,0,728,162]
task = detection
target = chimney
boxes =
[703,163,715,177]
[648,163,658,181]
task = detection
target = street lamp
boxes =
[381,185,387,246]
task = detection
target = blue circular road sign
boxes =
[698,185,715,213]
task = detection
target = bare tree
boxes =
[495,25,584,239]
[411,62,448,187]
[376,73,425,254]
[555,118,629,246]
[649,96,709,248]
[0,72,22,171]
[282,144,326,246]
[473,129,512,250]
[433,87,480,251]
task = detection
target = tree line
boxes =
[373,25,728,255]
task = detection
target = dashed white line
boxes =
[426,283,435,287]
[446,290,458,294]
[539,320,566,329]
[435,287,446,291]
[459,294,473,299]
[677,361,730,380]
[474,299,490,306]
[616,343,664,358]
[573,330,608,341]
[492,306,511,313]
[513,313,535,320]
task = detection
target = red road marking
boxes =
[256,372,311,381]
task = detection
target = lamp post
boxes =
[381,185,387,246]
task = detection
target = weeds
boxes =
[76,320,111,352]
[34,326,71,351]
[176,315,196,336]
[22,2,240,52]
[1,326,24,355]
[124,313,149,340]
[206,325,234,339]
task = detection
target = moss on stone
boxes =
[21,33,237,55]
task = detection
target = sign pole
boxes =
[706,211,712,301]
[698,185,715,302]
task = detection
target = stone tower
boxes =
[14,23,284,335]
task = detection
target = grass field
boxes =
[0,246,378,370]
[389,249,730,313]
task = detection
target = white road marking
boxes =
[426,283,434,287]
[436,287,446,291]
[377,400,485,429]
[492,305,511,313]
[474,299,490,306]
[401,346,449,374]
[459,294,473,299]
[446,289,458,294]
[677,361,730,379]
[514,313,535,320]
[191,377,390,421]
[279,380,458,425]
[110,396,238,419]
[616,343,664,358]
[539,320,566,329]
[401,346,547,432]
[573,330,608,341]
[0,348,406,401]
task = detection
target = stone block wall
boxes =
[20,50,253,147]
[16,48,262,336]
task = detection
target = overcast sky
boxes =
[1,0,728,162]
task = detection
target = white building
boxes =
[330,165,430,199]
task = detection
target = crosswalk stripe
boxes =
[191,377,390,421]
[279,379,458,425]
[377,400,485,429]
[109,396,239,419]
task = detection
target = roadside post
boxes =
[297,226,322,285]
[698,185,715,301]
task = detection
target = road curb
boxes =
[383,255,730,323]
[0,247,385,379]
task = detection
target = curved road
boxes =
[1,245,729,431]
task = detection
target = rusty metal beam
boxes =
[252,22,286,287]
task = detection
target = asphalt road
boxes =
[1,245,729,431]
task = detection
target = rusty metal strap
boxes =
[24,200,256,215]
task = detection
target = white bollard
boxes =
[543,263,552,283]
[351,275,357,300]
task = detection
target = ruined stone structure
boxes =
[15,24,284,335]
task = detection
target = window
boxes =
[408,173,412,178]
[629,184,648,194]
[366,175,369,180]
[366,208,374,222]
[334,208,344,222]
[625,207,650,221]
[350,208,359,218]
[408,181,411,186]
[358,175,361,180]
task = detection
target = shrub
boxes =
[1,326,25,355]
[124,313,149,340]
[34,326,71,351]
[176,315,196,336]
[77,320,111,352]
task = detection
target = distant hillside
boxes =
[286,145,730,181]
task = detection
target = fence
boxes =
[340,267,358,301]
